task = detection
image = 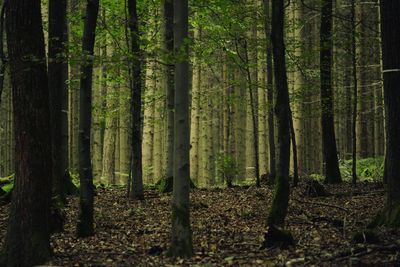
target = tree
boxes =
[320,0,342,184]
[76,0,100,237]
[158,0,175,192]
[371,0,400,226]
[263,0,276,183]
[263,0,293,247]
[168,0,193,257]
[1,0,53,265]
[48,0,72,203]
[128,0,144,200]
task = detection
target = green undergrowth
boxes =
[310,157,384,183]
[0,174,14,202]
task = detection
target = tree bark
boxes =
[267,0,291,227]
[372,0,400,227]
[263,0,276,182]
[168,0,193,257]
[128,0,144,200]
[48,0,69,202]
[76,0,100,238]
[320,0,342,184]
[1,0,53,265]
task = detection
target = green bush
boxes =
[216,153,238,186]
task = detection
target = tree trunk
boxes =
[267,0,291,227]
[1,0,52,265]
[372,0,400,227]
[76,0,100,238]
[263,0,276,182]
[351,0,358,184]
[190,26,201,184]
[128,0,144,200]
[163,0,174,181]
[168,0,193,257]
[320,0,342,184]
[48,0,69,202]
[69,0,81,172]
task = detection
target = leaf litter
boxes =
[1,181,399,266]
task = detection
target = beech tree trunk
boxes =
[267,0,291,227]
[373,0,400,227]
[76,0,100,237]
[128,0,144,200]
[263,0,276,182]
[48,0,69,202]
[320,0,342,184]
[168,0,193,257]
[1,0,53,265]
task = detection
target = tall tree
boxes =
[76,0,100,237]
[162,0,174,190]
[351,0,358,184]
[320,0,342,184]
[263,0,276,183]
[168,0,193,257]
[372,0,400,226]
[264,0,292,243]
[48,0,69,203]
[1,0,53,265]
[128,0,144,200]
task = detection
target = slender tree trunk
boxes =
[168,0,193,257]
[69,0,81,172]
[76,0,100,238]
[267,0,291,227]
[163,0,174,181]
[263,0,276,182]
[190,26,201,184]
[289,109,299,186]
[128,0,144,200]
[1,0,52,265]
[92,46,104,182]
[320,0,342,184]
[351,0,358,184]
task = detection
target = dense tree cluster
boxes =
[0,0,399,266]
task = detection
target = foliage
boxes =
[215,153,238,186]
[339,157,384,182]
[310,157,384,183]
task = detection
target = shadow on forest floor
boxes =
[1,181,399,266]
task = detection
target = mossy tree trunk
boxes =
[1,0,53,265]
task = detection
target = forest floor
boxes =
[1,181,400,266]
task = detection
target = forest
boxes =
[0,0,399,266]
